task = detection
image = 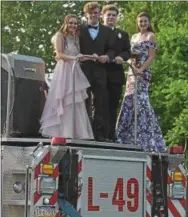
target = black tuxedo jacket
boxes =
[106,28,131,84]
[79,23,115,82]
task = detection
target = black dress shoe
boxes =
[95,136,106,142]
[105,138,114,143]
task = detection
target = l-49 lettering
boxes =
[88,177,139,212]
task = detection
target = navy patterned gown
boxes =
[116,40,166,152]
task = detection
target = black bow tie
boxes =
[88,25,98,30]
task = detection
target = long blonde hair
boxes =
[51,14,79,51]
[59,14,78,36]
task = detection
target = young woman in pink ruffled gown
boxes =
[40,14,94,139]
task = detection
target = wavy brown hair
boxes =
[59,14,78,36]
[136,12,154,33]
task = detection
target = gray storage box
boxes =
[1,53,45,138]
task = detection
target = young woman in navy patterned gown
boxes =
[116,12,166,152]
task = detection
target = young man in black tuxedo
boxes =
[102,4,131,142]
[79,2,115,141]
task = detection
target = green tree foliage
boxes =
[1,1,124,72]
[2,1,86,71]
[2,1,188,160]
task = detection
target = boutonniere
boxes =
[118,32,122,39]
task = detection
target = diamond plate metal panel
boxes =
[2,205,30,217]
[3,173,31,201]
[2,146,34,172]
[2,146,34,217]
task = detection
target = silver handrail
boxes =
[71,55,94,139]
[1,54,12,137]
[30,142,43,158]
[124,61,138,145]
[134,75,138,145]
[71,59,78,139]
[115,60,138,146]
[24,165,32,217]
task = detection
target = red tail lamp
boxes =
[51,137,66,145]
[169,145,184,154]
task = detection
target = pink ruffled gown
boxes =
[40,35,94,139]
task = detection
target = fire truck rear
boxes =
[1,138,187,217]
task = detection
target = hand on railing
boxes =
[81,54,109,64]
[55,54,61,62]
[74,54,112,64]
[75,54,96,62]
[113,56,124,64]
[92,53,99,61]
[131,60,143,75]
[132,66,143,75]
[97,55,109,64]
[111,58,132,68]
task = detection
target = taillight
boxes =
[169,169,185,199]
[169,145,184,154]
[51,137,66,145]
[40,163,54,175]
[36,163,58,206]
[172,171,184,182]
[171,182,185,199]
[36,177,57,194]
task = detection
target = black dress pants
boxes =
[107,81,123,141]
[84,66,110,140]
